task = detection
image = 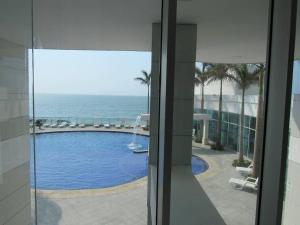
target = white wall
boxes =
[194,78,259,117]
[194,79,259,96]
[194,94,258,117]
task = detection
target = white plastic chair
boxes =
[236,164,253,176]
[229,177,258,191]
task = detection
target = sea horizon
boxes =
[30,93,148,124]
[31,92,148,97]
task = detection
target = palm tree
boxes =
[231,64,259,163]
[252,64,265,177]
[195,63,211,113]
[194,64,210,141]
[134,70,151,113]
[207,64,235,150]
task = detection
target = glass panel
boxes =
[250,117,256,129]
[281,2,300,223]
[244,115,250,128]
[229,112,240,125]
[169,1,270,224]
[248,130,256,158]
[31,1,161,225]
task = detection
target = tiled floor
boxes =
[34,183,147,225]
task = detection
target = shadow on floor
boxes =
[170,166,227,225]
[32,196,62,225]
[193,146,236,156]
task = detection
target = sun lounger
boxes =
[124,124,131,129]
[58,122,68,128]
[79,123,86,128]
[43,123,50,128]
[94,124,100,128]
[69,123,77,128]
[50,123,57,128]
[115,124,121,129]
[104,124,110,128]
[229,177,258,191]
[236,164,253,176]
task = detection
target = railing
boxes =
[29,116,147,127]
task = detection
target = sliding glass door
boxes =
[155,0,299,225]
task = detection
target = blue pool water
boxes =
[30,132,208,190]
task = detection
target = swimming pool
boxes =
[30,131,208,190]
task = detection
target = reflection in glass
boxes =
[169,0,270,224]
[281,2,300,223]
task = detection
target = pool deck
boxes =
[31,126,149,136]
[32,127,256,225]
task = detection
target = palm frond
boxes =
[230,64,259,90]
[195,66,210,85]
[134,70,151,85]
[205,63,235,85]
[134,77,147,84]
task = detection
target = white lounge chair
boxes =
[94,124,100,128]
[58,122,68,128]
[124,124,131,129]
[79,123,86,128]
[236,164,253,176]
[43,123,50,128]
[104,124,110,128]
[69,123,77,128]
[229,177,258,191]
[115,124,121,129]
[50,123,57,128]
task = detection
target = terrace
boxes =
[32,124,256,225]
[1,0,299,225]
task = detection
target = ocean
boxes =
[30,94,148,124]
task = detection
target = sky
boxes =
[29,49,152,96]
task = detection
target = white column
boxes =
[148,24,197,225]
[149,24,197,165]
[202,119,209,145]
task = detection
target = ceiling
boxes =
[35,0,271,63]
[1,0,300,63]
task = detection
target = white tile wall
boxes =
[0,135,30,174]
[0,38,30,224]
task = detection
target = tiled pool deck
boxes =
[31,127,256,225]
